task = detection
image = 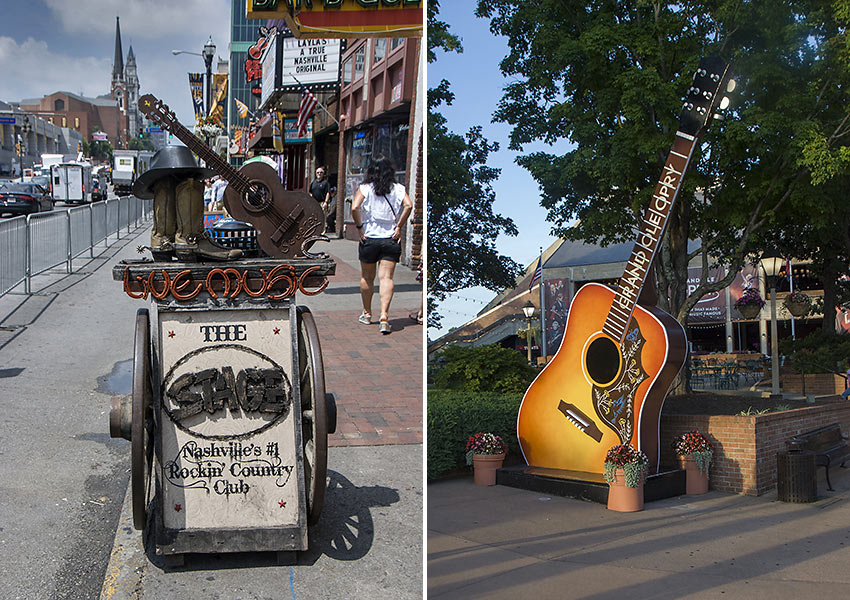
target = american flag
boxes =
[529,255,542,291]
[296,87,317,136]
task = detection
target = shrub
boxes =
[779,329,850,374]
[430,344,537,393]
[427,390,522,479]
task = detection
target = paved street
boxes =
[0,218,423,599]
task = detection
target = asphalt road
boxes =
[0,223,141,599]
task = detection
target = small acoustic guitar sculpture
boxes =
[139,94,326,259]
[518,57,735,475]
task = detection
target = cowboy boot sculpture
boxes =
[133,146,241,262]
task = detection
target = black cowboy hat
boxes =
[132,145,214,199]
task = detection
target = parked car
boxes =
[0,182,55,217]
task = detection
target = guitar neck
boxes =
[602,132,698,342]
[167,120,250,193]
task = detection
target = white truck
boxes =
[112,150,155,196]
[51,162,93,204]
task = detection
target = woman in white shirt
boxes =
[351,156,413,334]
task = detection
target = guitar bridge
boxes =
[270,205,304,244]
[558,401,603,443]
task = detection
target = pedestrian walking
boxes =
[351,156,413,334]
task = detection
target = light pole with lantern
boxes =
[172,36,217,115]
[760,248,783,399]
[17,115,32,181]
[522,300,536,365]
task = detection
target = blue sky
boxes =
[0,0,231,126]
[428,1,559,338]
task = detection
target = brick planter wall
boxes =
[660,402,850,496]
[780,373,845,395]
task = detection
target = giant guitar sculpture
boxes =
[518,57,735,476]
[139,94,325,259]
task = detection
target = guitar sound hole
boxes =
[586,336,621,386]
[243,183,271,213]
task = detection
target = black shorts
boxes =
[359,237,402,264]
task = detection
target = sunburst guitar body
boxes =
[516,55,735,477]
[517,282,686,474]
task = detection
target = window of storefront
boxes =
[374,38,387,63]
[342,58,353,87]
[373,122,409,178]
[354,46,365,81]
[345,129,372,200]
[390,38,403,52]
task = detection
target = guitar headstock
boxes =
[679,56,736,136]
[138,94,179,130]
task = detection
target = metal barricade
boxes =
[69,205,92,260]
[0,197,153,298]
[0,217,27,296]
[27,211,68,279]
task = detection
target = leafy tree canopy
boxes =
[475,0,850,327]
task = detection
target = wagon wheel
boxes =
[296,306,328,526]
[131,308,154,531]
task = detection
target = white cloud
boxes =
[44,0,231,41]
[0,36,111,101]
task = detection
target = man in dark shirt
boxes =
[310,166,333,232]
[310,166,330,209]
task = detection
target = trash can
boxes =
[776,451,817,502]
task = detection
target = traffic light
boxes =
[138,128,144,139]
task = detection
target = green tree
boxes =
[428,0,523,328]
[475,0,850,333]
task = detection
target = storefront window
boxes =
[342,58,353,87]
[354,46,365,80]
[374,38,386,63]
[372,122,409,178]
[390,38,403,52]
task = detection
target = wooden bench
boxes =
[786,423,850,491]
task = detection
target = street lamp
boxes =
[522,300,536,365]
[172,36,216,115]
[18,115,32,181]
[760,248,783,399]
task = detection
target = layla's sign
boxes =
[246,0,423,39]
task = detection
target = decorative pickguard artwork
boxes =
[592,322,648,444]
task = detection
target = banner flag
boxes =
[188,73,204,120]
[208,73,228,123]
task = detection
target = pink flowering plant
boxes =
[671,430,713,475]
[603,444,648,487]
[734,288,766,309]
[465,432,507,465]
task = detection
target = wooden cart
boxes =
[110,257,336,564]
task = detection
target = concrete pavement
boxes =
[428,466,850,599]
[0,215,423,598]
[96,227,424,598]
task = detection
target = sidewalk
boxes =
[428,466,850,599]
[311,235,424,446]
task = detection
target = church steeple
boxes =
[112,17,124,80]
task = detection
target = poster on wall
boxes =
[728,264,761,320]
[284,118,312,143]
[686,266,727,323]
[543,278,569,356]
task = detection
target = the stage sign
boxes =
[246,0,423,39]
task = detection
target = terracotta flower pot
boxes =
[472,453,505,486]
[786,300,810,317]
[737,303,761,319]
[606,468,644,512]
[678,455,709,495]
